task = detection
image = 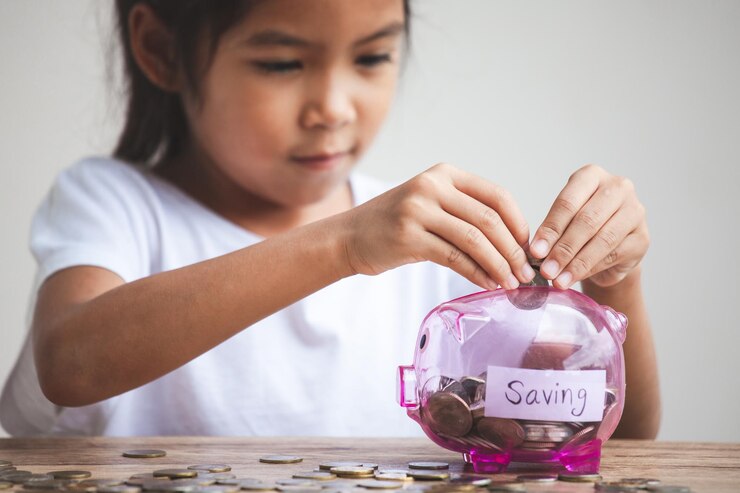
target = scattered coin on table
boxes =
[329,466,375,478]
[355,480,404,489]
[516,473,558,483]
[123,450,167,459]
[260,456,304,465]
[558,471,603,483]
[153,469,198,479]
[0,452,696,493]
[187,465,232,473]
[406,470,449,481]
[292,472,336,481]
[407,462,449,470]
[50,470,93,480]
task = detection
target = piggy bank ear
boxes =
[602,306,628,343]
[438,303,490,344]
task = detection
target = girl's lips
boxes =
[291,150,352,170]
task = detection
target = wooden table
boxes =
[1,438,738,492]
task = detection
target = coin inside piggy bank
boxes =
[397,287,627,474]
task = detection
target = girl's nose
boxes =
[300,75,357,131]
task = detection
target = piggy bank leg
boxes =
[464,450,511,473]
[558,438,602,473]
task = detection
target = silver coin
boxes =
[516,474,557,483]
[408,462,449,470]
[646,487,692,493]
[355,481,404,490]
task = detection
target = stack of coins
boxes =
[419,372,618,455]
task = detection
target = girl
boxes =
[0,0,659,437]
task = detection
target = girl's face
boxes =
[181,0,405,209]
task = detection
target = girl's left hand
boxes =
[528,164,650,289]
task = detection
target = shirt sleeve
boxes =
[30,157,152,285]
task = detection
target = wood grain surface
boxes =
[1,438,738,492]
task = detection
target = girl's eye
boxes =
[253,60,303,73]
[356,53,392,67]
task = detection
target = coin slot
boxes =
[419,333,427,350]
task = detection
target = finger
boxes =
[540,185,625,281]
[439,165,530,247]
[530,166,601,260]
[421,230,500,291]
[439,188,535,283]
[551,206,642,289]
[425,211,520,290]
[581,232,646,287]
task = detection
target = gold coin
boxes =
[407,470,449,481]
[318,462,362,471]
[407,462,449,470]
[374,473,412,482]
[355,481,403,490]
[558,471,603,483]
[188,465,232,473]
[97,487,143,493]
[123,449,167,459]
[49,471,92,480]
[421,392,472,437]
[260,456,304,464]
[329,467,375,478]
[0,482,12,490]
[292,472,336,481]
[153,469,198,479]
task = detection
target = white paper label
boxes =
[484,366,606,422]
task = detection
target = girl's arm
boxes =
[581,266,661,439]
[529,164,660,439]
[35,163,535,407]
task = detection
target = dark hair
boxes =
[113,0,412,168]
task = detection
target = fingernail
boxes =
[541,259,560,278]
[507,274,520,290]
[556,271,572,289]
[521,263,536,282]
[531,239,549,258]
[486,277,499,290]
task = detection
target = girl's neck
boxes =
[154,153,353,238]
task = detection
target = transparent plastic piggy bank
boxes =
[397,286,627,474]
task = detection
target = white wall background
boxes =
[1,1,738,441]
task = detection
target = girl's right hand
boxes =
[342,163,535,290]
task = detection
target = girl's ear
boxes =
[128,3,182,92]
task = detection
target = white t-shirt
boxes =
[0,157,479,437]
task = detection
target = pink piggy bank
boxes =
[397,286,627,474]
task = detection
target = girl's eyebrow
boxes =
[244,21,405,49]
